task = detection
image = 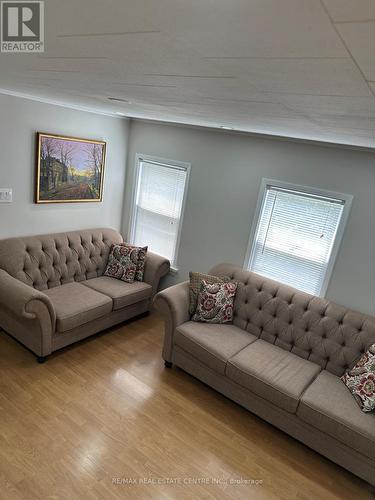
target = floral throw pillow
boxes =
[119,244,148,281]
[341,343,375,413]
[192,280,238,324]
[189,271,230,315]
[104,244,140,283]
[135,246,148,282]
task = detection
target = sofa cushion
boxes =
[226,339,321,413]
[81,276,152,310]
[192,281,238,324]
[174,322,257,375]
[341,343,375,413]
[133,245,148,282]
[189,271,230,315]
[44,282,112,332]
[104,244,140,283]
[297,370,375,461]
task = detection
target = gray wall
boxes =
[123,120,375,316]
[2,93,375,316]
[0,94,128,238]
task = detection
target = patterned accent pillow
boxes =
[135,246,148,282]
[119,244,148,281]
[104,244,140,283]
[192,280,238,324]
[189,271,230,315]
[341,343,375,413]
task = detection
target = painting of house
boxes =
[36,133,106,203]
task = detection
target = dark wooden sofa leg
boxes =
[164,361,173,368]
[37,356,47,364]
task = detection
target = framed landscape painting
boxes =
[35,133,106,203]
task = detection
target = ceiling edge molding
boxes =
[130,117,375,153]
[0,87,129,120]
[0,88,373,152]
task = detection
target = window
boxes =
[245,179,352,296]
[129,154,190,269]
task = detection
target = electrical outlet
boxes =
[0,188,12,203]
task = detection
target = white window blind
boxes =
[247,181,351,296]
[130,157,189,267]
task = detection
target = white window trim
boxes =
[244,178,353,297]
[128,153,191,271]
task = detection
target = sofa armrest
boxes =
[143,251,170,296]
[0,269,56,333]
[153,281,190,362]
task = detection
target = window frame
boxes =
[244,178,353,297]
[128,153,191,271]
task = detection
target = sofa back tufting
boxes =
[209,263,375,377]
[0,228,123,291]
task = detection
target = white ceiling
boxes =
[1,0,375,147]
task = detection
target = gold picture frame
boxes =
[35,132,107,204]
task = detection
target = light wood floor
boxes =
[0,314,373,500]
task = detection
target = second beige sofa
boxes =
[0,228,170,362]
[154,263,375,487]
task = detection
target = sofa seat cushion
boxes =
[44,282,112,332]
[174,322,257,375]
[226,340,321,414]
[297,370,375,461]
[81,276,152,310]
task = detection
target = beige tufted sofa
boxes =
[154,263,375,486]
[0,228,169,362]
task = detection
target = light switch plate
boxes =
[0,188,12,202]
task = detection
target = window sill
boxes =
[169,266,179,275]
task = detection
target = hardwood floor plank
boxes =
[0,316,373,499]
